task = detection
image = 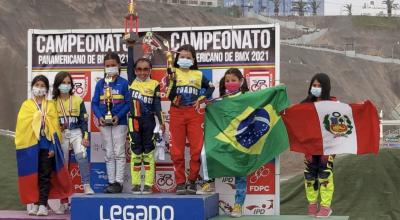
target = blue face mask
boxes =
[59,84,72,94]
[177,58,193,69]
[310,87,322,97]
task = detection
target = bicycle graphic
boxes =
[250,79,269,91]
[157,173,174,187]
[74,82,84,95]
[249,166,270,183]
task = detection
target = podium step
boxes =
[71,193,219,220]
[0,211,69,220]
[211,215,349,220]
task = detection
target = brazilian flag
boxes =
[203,85,290,178]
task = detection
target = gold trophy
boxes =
[104,77,114,126]
[163,40,175,76]
[124,0,139,44]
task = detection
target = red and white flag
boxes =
[282,100,380,155]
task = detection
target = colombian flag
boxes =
[15,99,72,204]
[203,85,290,178]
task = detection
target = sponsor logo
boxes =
[100,205,174,220]
[218,200,233,215]
[221,177,235,189]
[154,173,176,193]
[246,199,273,215]
[244,69,274,92]
[71,72,90,101]
[94,170,108,181]
[249,165,270,184]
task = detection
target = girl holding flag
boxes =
[218,68,249,218]
[15,75,72,216]
[301,73,335,217]
[166,44,215,195]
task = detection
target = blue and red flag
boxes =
[15,99,72,204]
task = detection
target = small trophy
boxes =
[124,0,139,44]
[104,77,114,126]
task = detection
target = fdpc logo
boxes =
[100,204,174,220]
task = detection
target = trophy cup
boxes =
[163,40,175,76]
[124,0,139,44]
[104,77,114,126]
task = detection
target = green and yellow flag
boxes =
[203,85,290,178]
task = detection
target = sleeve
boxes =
[92,81,103,119]
[153,85,164,125]
[127,46,136,84]
[116,80,131,120]
[78,100,89,139]
[199,74,215,100]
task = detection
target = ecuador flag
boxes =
[203,85,290,178]
[15,99,72,204]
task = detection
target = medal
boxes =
[40,129,45,137]
[33,98,47,137]
[59,96,72,130]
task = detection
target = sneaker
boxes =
[230,203,242,218]
[106,182,123,193]
[131,185,141,194]
[104,183,114,193]
[84,184,95,195]
[196,181,215,195]
[54,203,69,215]
[308,203,318,216]
[27,204,38,215]
[36,205,48,216]
[176,184,186,195]
[316,206,332,218]
[142,185,153,194]
[186,181,197,195]
[113,182,123,193]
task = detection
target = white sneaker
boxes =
[54,203,69,215]
[27,204,38,215]
[84,184,95,195]
[36,205,48,216]
[230,204,242,218]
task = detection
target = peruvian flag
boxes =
[282,100,380,155]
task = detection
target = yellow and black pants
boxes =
[304,155,334,207]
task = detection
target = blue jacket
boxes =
[92,76,130,125]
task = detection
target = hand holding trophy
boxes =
[163,40,176,79]
[124,0,139,45]
[104,76,114,126]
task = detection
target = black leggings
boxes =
[37,149,54,206]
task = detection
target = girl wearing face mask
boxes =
[166,44,215,195]
[301,73,335,217]
[52,71,94,214]
[218,68,249,218]
[92,52,130,193]
[128,58,165,194]
[15,75,72,216]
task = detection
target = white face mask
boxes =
[32,86,47,97]
[105,66,119,76]
[310,87,322,97]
